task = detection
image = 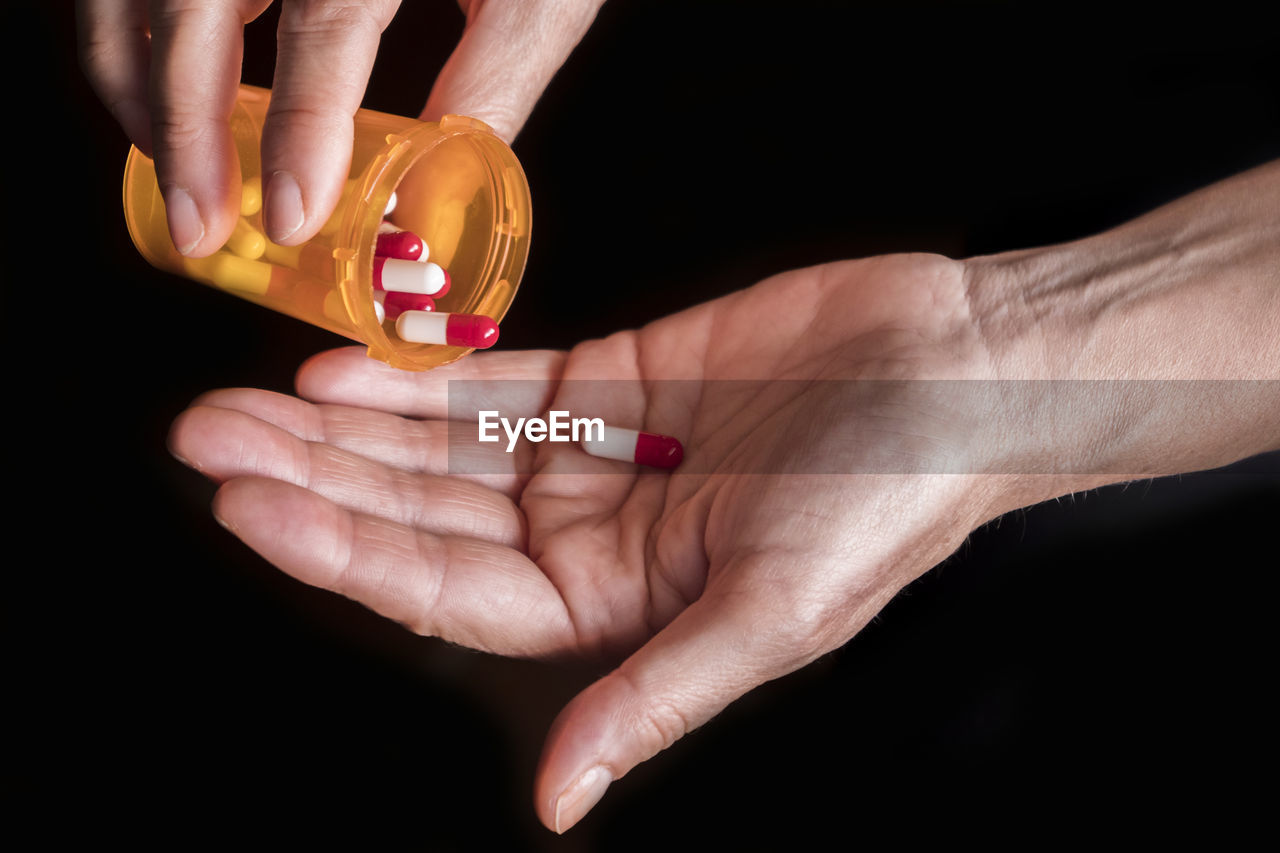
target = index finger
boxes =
[147,0,256,256]
[295,346,568,421]
[213,476,576,657]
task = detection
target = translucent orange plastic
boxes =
[123,84,531,370]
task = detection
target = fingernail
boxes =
[163,186,204,255]
[553,765,611,834]
[264,170,305,243]
[168,445,204,473]
[212,511,237,535]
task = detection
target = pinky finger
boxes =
[212,476,576,658]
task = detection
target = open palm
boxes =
[171,252,1025,831]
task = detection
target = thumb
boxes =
[421,0,605,142]
[533,565,836,834]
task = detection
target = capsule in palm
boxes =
[581,426,683,469]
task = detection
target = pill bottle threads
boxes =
[122,84,531,371]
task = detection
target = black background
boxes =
[11,2,1279,848]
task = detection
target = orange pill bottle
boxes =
[122,84,531,370]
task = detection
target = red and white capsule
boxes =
[375,229,426,261]
[382,291,436,320]
[374,257,447,295]
[395,311,499,349]
[581,426,684,469]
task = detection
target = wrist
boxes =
[961,161,1280,505]
[966,160,1280,382]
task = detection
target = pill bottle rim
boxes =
[339,116,531,371]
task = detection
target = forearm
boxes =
[965,160,1280,496]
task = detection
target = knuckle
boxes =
[151,109,215,156]
[78,17,149,85]
[148,1,218,37]
[782,595,837,648]
[635,698,692,754]
[615,669,692,754]
[754,583,841,656]
[405,532,449,635]
[265,103,353,135]
[78,33,115,79]
[282,1,393,39]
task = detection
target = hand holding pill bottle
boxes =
[80,0,606,256]
[123,85,530,369]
